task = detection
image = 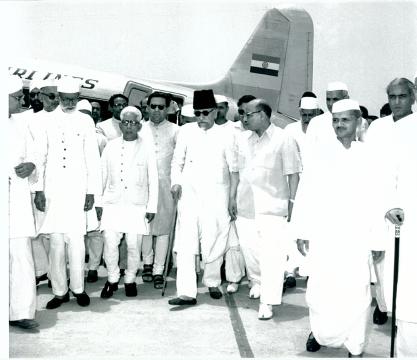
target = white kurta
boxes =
[99,136,158,234]
[291,138,381,352]
[96,117,122,140]
[142,120,178,235]
[171,122,237,263]
[34,107,101,235]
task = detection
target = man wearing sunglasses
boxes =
[28,80,44,113]
[140,92,179,289]
[33,78,101,311]
[8,76,40,330]
[168,89,237,306]
[229,99,302,320]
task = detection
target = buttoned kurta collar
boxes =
[249,122,275,142]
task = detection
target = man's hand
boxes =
[84,194,95,211]
[385,208,404,225]
[171,184,182,201]
[95,207,103,221]
[145,212,155,223]
[34,191,46,212]
[228,197,238,221]
[297,239,309,256]
[372,250,384,264]
[14,162,35,179]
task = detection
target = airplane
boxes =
[8,6,313,128]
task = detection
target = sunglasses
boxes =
[121,120,141,126]
[41,92,57,100]
[238,109,261,117]
[194,108,215,117]
[149,104,166,110]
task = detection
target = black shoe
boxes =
[348,352,363,358]
[124,282,137,297]
[73,291,90,307]
[306,332,321,352]
[46,292,70,309]
[119,269,125,277]
[86,270,98,283]
[9,319,39,329]
[142,264,153,282]
[208,287,223,299]
[373,305,388,325]
[168,297,197,306]
[35,273,48,285]
[100,281,118,299]
[285,275,296,288]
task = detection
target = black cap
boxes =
[193,89,217,110]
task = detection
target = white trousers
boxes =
[225,246,246,283]
[397,320,417,357]
[49,233,85,296]
[235,215,288,305]
[373,257,388,312]
[176,252,223,298]
[86,230,103,271]
[142,234,169,275]
[103,231,143,284]
[9,237,37,321]
[31,234,50,277]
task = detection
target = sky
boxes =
[3,0,417,115]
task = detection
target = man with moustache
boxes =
[168,89,237,305]
[33,78,101,310]
[140,92,179,288]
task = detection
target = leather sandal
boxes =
[142,264,153,282]
[153,274,164,289]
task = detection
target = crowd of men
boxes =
[8,72,417,357]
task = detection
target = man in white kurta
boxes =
[230,99,302,320]
[293,99,383,357]
[8,76,39,330]
[214,94,246,294]
[365,78,416,326]
[168,89,237,305]
[98,107,158,298]
[33,79,101,309]
[140,93,179,289]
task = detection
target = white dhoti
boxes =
[236,214,288,305]
[224,221,246,283]
[9,237,37,321]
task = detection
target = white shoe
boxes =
[258,303,273,320]
[227,282,239,293]
[249,283,260,299]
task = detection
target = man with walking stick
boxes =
[384,103,417,357]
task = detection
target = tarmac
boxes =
[9,267,392,359]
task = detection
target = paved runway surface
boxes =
[10,267,392,358]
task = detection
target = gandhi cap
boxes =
[77,99,92,112]
[300,97,319,110]
[58,78,81,93]
[214,94,228,105]
[193,89,217,110]
[8,76,23,95]
[327,81,348,92]
[332,99,360,113]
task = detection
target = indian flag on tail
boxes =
[249,54,280,77]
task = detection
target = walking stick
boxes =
[390,224,400,358]
[161,199,178,296]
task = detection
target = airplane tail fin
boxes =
[189,7,314,119]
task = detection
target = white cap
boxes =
[332,99,360,113]
[214,94,228,104]
[181,104,194,117]
[77,99,92,112]
[300,97,319,110]
[57,78,81,93]
[29,79,43,92]
[8,76,23,94]
[327,81,348,92]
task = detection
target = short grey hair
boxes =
[386,78,415,96]
[120,106,142,121]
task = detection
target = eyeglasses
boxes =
[239,109,262,117]
[41,92,57,100]
[149,104,166,110]
[194,108,215,117]
[9,94,24,101]
[121,120,141,126]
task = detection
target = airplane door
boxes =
[125,81,152,106]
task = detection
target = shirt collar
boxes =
[249,123,274,141]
